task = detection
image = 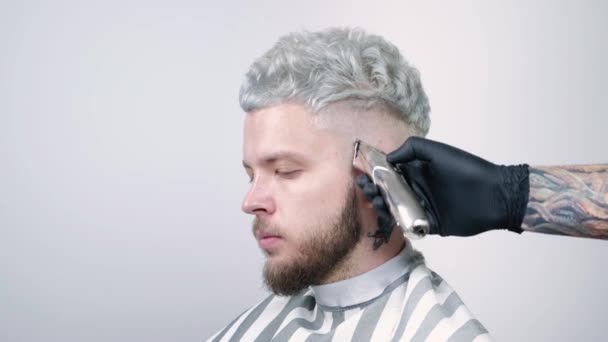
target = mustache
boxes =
[252,218,282,237]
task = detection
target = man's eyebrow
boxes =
[242,151,307,169]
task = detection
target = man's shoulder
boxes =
[206,294,274,341]
[396,263,492,341]
[206,290,314,342]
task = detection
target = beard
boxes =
[253,184,362,296]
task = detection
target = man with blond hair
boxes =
[207,27,491,341]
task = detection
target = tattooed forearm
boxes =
[521,164,608,239]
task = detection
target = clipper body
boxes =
[352,140,429,239]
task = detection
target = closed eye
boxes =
[275,170,302,179]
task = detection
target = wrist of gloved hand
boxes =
[498,163,530,234]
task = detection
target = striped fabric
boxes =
[207,243,491,342]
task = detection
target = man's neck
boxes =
[319,230,407,285]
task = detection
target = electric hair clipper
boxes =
[352,140,429,239]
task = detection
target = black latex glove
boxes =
[357,137,530,237]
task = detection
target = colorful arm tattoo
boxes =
[521,164,608,239]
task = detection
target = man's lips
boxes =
[256,232,282,249]
[259,232,281,239]
[254,228,281,239]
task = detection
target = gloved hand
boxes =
[357,137,530,237]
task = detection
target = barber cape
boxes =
[207,242,491,342]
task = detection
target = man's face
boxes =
[242,103,362,295]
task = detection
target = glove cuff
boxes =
[502,164,530,234]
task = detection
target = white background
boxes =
[1,0,607,341]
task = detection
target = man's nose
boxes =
[241,179,276,216]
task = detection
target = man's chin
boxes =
[263,261,309,296]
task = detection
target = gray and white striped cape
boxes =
[208,242,492,341]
